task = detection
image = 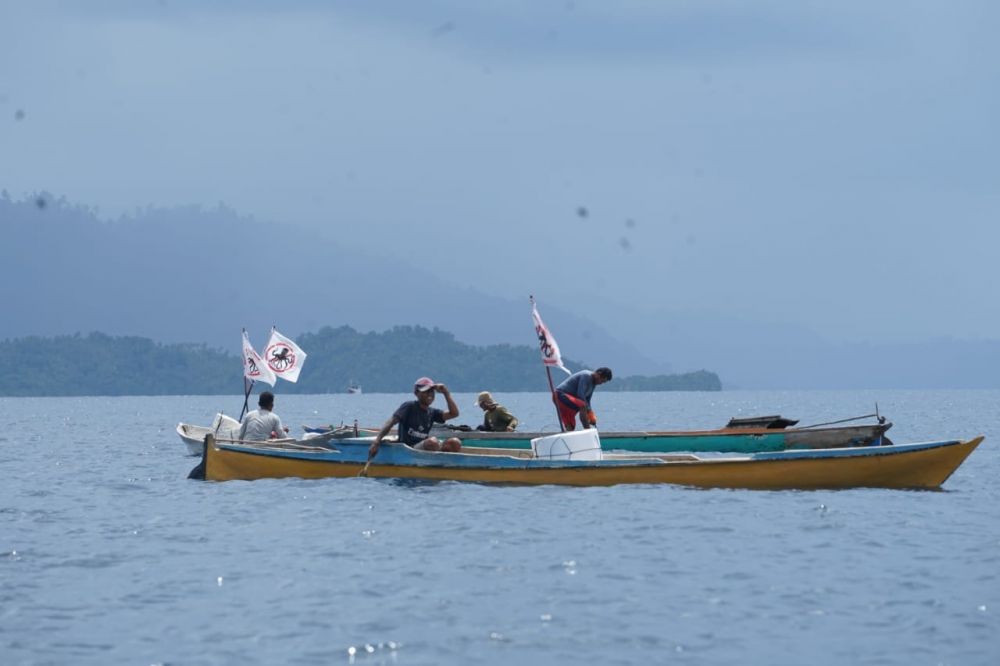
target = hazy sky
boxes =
[2,1,998,350]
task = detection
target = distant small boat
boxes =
[347,381,362,395]
[189,431,983,490]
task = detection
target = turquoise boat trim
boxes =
[448,432,788,453]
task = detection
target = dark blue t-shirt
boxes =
[394,400,446,446]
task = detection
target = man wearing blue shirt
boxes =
[554,367,612,430]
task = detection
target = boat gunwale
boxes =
[428,422,892,440]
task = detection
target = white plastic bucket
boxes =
[531,429,603,461]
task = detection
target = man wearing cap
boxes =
[369,377,462,458]
[554,367,613,430]
[475,391,519,432]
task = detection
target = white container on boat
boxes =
[531,429,603,461]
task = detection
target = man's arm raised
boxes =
[437,383,460,420]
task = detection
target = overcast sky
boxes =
[2,1,997,350]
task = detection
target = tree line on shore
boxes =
[0,326,722,396]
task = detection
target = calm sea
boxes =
[2,390,998,666]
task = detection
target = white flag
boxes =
[242,330,277,386]
[265,328,307,383]
[530,296,570,374]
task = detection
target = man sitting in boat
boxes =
[369,377,462,457]
[238,391,289,441]
[555,367,612,430]
[475,391,519,432]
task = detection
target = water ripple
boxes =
[2,392,998,665]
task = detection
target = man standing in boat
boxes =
[554,367,612,430]
[238,391,289,441]
[369,377,462,457]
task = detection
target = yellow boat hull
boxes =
[194,435,983,490]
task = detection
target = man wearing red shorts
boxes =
[554,367,612,430]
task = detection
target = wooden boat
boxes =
[189,432,982,490]
[177,413,364,456]
[425,416,893,454]
[176,413,241,456]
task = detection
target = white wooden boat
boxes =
[176,413,242,456]
[177,413,364,456]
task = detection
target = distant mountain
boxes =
[0,328,721,396]
[0,193,668,376]
[4,192,997,388]
[589,300,1000,389]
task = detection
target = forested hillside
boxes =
[0,333,234,395]
[0,327,721,396]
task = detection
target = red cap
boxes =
[414,377,435,392]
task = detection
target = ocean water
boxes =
[1,390,998,666]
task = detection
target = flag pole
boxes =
[546,366,565,432]
[241,327,282,420]
[239,377,254,421]
[239,327,253,421]
[267,324,279,398]
[531,294,566,432]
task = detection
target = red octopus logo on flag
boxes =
[242,330,277,386]
[265,328,307,383]
[266,342,296,373]
[246,354,262,376]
